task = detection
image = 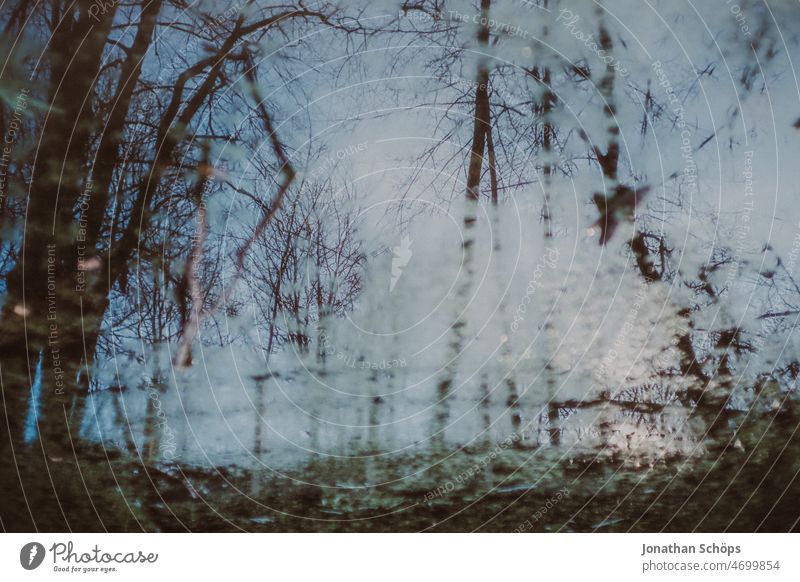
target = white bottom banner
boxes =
[0,534,796,581]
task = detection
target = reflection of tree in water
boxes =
[1,0,800,531]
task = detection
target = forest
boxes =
[0,0,799,532]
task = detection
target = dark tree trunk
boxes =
[0,2,119,459]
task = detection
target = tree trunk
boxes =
[0,1,119,458]
[434,0,492,448]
